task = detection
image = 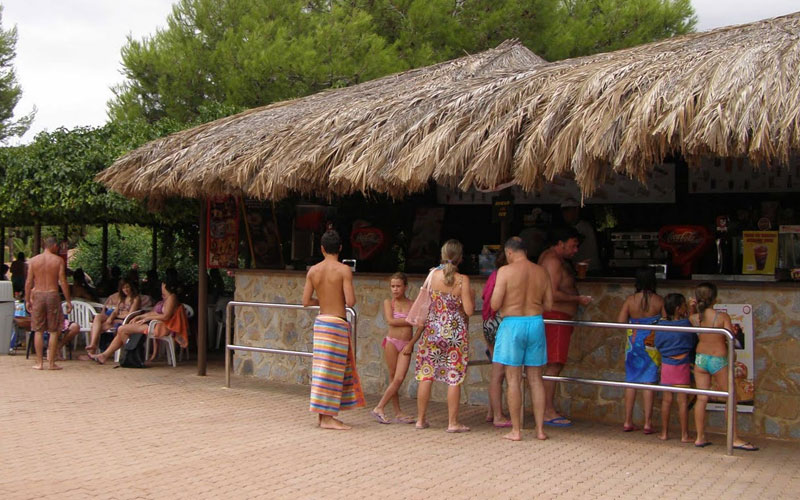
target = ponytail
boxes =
[694,282,717,313]
[440,239,463,287]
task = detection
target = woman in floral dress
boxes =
[403,239,474,432]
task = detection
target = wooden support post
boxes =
[197,201,208,376]
[33,225,41,255]
[101,224,108,273]
[151,225,158,271]
[1,225,4,265]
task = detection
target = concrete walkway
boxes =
[1,355,798,499]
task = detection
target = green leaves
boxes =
[0,6,34,143]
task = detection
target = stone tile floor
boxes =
[1,354,798,499]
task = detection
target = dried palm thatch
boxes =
[100,12,800,201]
[98,40,545,200]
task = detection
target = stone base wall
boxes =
[234,270,800,440]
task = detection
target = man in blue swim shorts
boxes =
[491,237,553,441]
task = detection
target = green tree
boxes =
[109,0,402,123]
[109,0,695,124]
[0,5,34,142]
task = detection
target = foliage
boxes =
[70,224,200,287]
[0,6,34,143]
[109,0,403,123]
[109,0,696,123]
[0,120,200,226]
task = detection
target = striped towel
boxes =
[309,315,365,415]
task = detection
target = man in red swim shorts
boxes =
[538,227,592,426]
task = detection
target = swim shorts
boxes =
[493,315,547,367]
[543,310,573,364]
[660,362,691,386]
[31,290,62,333]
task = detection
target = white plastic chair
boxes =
[111,309,149,363]
[145,304,193,367]
[64,300,103,351]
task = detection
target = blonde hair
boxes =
[694,282,717,313]
[440,239,463,287]
[390,272,408,285]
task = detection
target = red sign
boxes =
[658,225,712,276]
[350,225,385,260]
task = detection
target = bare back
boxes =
[303,258,355,318]
[616,291,664,323]
[28,251,65,293]
[491,258,552,317]
[691,308,732,357]
[538,248,578,315]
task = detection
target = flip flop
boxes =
[544,417,573,428]
[87,353,105,365]
[733,442,759,451]
[393,415,416,424]
[493,420,513,428]
[643,427,656,435]
[415,422,429,430]
[622,424,640,432]
[694,441,713,448]
[370,410,391,424]
[446,425,471,433]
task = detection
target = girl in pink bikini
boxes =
[370,272,417,424]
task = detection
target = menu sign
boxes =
[437,164,675,205]
[689,157,800,193]
[708,304,755,413]
[206,197,240,268]
[742,231,778,274]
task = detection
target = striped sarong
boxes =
[309,315,365,415]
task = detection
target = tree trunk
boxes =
[33,225,41,255]
[101,224,108,273]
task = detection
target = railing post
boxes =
[727,331,736,456]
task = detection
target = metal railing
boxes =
[473,318,737,455]
[224,301,358,389]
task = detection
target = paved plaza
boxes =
[1,354,798,499]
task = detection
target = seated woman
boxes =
[70,268,98,302]
[85,278,141,355]
[88,278,188,365]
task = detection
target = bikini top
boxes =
[391,299,408,319]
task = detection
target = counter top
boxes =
[234,268,799,287]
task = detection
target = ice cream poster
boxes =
[708,304,754,413]
[742,231,778,274]
[206,197,240,269]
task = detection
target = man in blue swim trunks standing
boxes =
[491,237,553,441]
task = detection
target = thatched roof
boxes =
[99,40,545,200]
[100,12,800,200]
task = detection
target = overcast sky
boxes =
[3,0,799,144]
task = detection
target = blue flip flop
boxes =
[544,416,572,427]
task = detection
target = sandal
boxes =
[370,410,391,425]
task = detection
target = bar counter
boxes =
[233,269,799,440]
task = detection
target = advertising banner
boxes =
[206,197,239,269]
[742,231,778,274]
[708,304,754,413]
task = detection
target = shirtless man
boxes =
[25,237,72,370]
[491,237,553,441]
[302,230,365,430]
[537,227,593,426]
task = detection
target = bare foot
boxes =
[87,352,105,365]
[319,416,351,430]
[659,433,669,441]
[32,364,44,370]
[48,364,63,370]
[536,431,548,441]
[446,424,470,433]
[681,436,693,443]
[503,431,522,441]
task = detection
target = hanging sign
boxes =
[206,197,240,269]
[707,304,755,413]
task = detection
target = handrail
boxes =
[475,318,737,455]
[224,301,358,389]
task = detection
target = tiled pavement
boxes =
[1,354,798,499]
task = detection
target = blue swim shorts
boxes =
[492,315,547,367]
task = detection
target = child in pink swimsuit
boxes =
[370,273,417,424]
